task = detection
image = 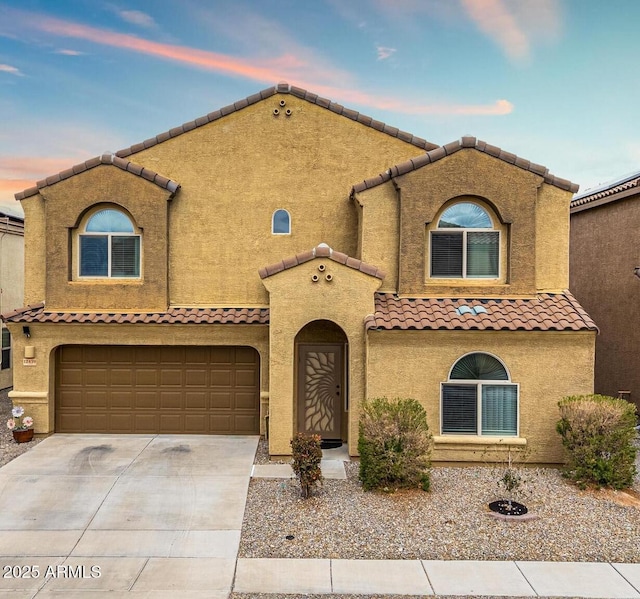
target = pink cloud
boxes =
[460,0,562,62]
[4,7,514,117]
[0,179,34,193]
[322,90,513,116]
[376,46,397,61]
[54,49,84,56]
[0,179,35,208]
[30,15,325,87]
[0,64,23,76]
[460,0,529,60]
[0,157,77,179]
[117,10,156,28]
[28,13,513,115]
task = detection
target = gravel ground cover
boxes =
[0,388,43,468]
[239,440,640,563]
[2,388,639,567]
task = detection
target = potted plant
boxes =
[7,406,34,443]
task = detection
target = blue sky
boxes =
[0,0,638,216]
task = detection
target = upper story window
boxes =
[442,352,518,436]
[79,208,140,278]
[431,202,499,278]
[272,209,291,235]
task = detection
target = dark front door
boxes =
[297,344,343,439]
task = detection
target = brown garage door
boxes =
[56,345,260,434]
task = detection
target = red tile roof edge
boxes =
[15,154,181,201]
[570,175,640,211]
[115,82,439,160]
[350,136,579,195]
[258,243,385,280]
[365,292,598,332]
[1,304,270,325]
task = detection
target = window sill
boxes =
[70,279,143,285]
[434,435,526,446]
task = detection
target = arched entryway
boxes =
[294,320,348,443]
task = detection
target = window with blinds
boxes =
[442,353,518,436]
[430,202,499,278]
[1,327,10,370]
[79,209,141,278]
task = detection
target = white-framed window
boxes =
[272,209,291,235]
[431,202,499,278]
[1,327,10,370]
[442,352,518,436]
[79,208,140,278]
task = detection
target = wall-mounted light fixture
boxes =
[22,326,30,338]
[634,267,640,279]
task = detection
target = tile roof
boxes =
[351,136,579,195]
[571,171,640,213]
[1,303,269,325]
[15,154,180,201]
[116,82,439,159]
[258,243,385,280]
[365,292,598,332]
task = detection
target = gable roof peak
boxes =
[350,136,579,195]
[116,83,438,159]
[259,243,385,280]
[15,153,180,201]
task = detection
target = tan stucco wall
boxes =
[354,150,574,297]
[354,184,400,293]
[262,256,382,456]
[0,227,24,389]
[365,329,595,464]
[536,183,570,292]
[131,95,422,306]
[32,166,173,311]
[6,322,269,434]
[22,195,45,305]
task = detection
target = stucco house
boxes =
[4,83,597,463]
[0,211,25,390]
[570,171,640,416]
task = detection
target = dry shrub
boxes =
[358,397,433,491]
[290,433,323,498]
[557,394,637,489]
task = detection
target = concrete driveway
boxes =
[0,434,258,598]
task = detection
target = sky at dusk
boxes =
[0,0,638,216]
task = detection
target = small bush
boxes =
[358,396,433,491]
[290,433,323,498]
[557,394,637,489]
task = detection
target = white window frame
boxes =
[272,209,291,235]
[78,209,141,279]
[430,202,500,279]
[440,352,519,436]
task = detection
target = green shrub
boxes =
[358,396,433,491]
[557,394,637,489]
[290,433,323,498]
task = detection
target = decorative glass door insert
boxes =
[297,344,343,439]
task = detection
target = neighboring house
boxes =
[570,171,640,415]
[3,83,597,463]
[0,212,24,390]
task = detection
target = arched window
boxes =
[431,202,499,278]
[442,352,518,436]
[79,208,140,278]
[272,209,291,235]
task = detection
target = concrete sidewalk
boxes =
[234,558,640,597]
